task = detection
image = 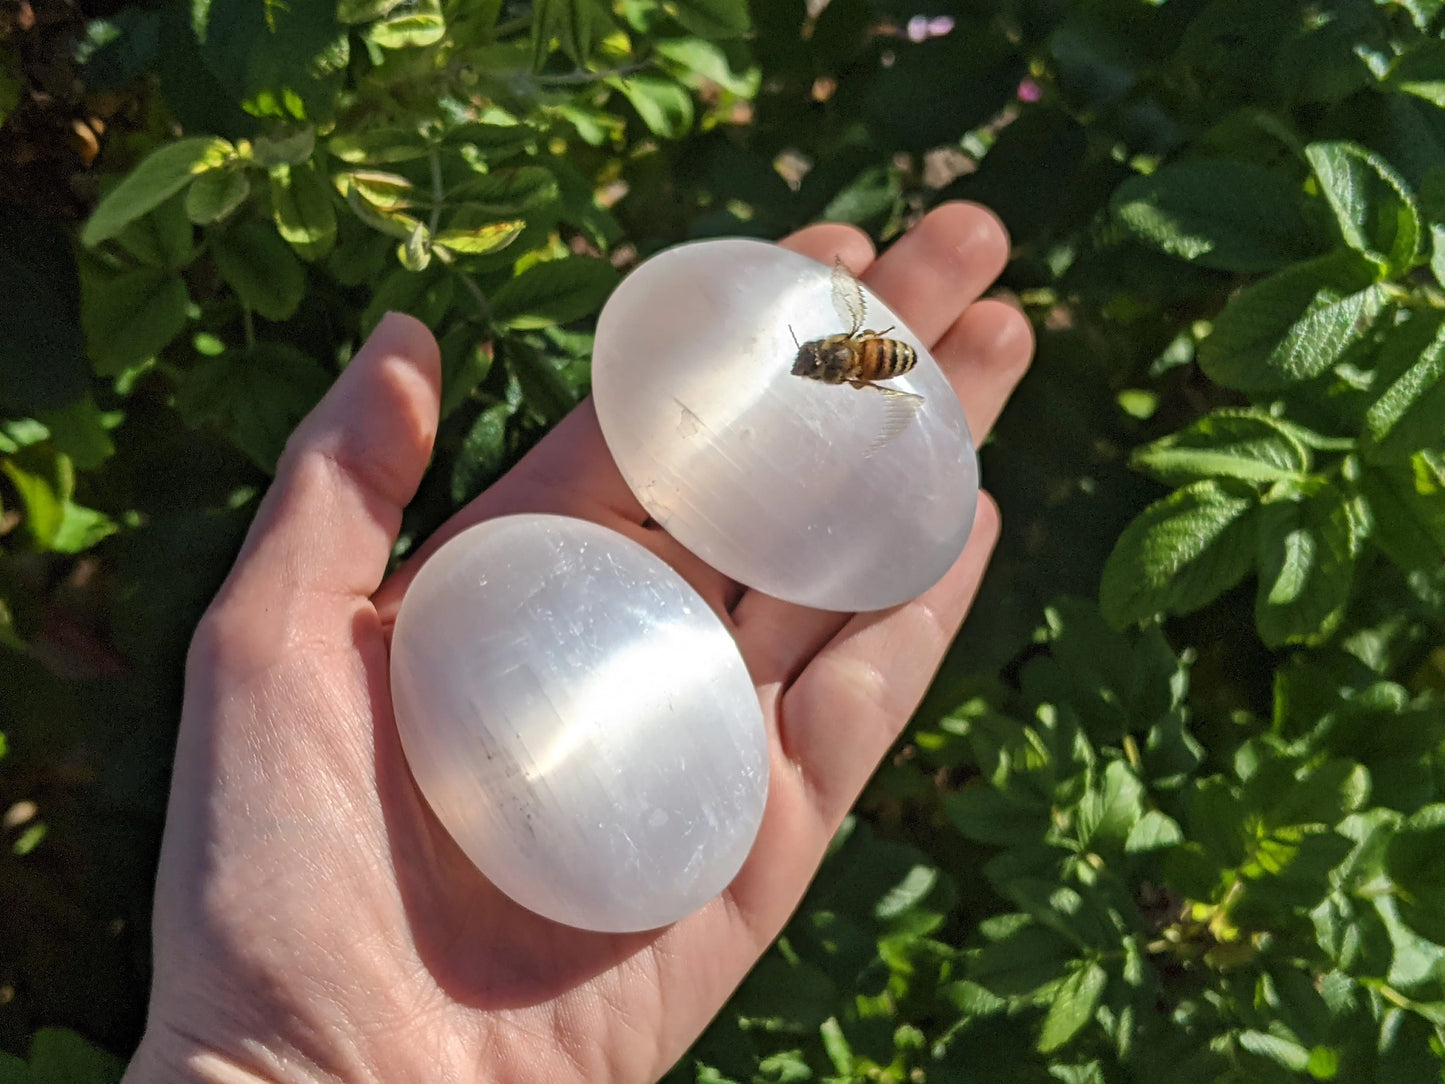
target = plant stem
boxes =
[457,271,494,322]
[429,148,444,236]
[534,61,652,86]
[493,15,531,39]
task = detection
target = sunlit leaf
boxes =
[185,168,251,224]
[489,256,620,329]
[1101,480,1259,626]
[1113,160,1320,272]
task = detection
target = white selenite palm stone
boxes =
[389,514,769,933]
[592,237,978,612]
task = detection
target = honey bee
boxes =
[790,258,924,409]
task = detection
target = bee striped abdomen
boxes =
[857,337,917,382]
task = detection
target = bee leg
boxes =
[850,379,922,403]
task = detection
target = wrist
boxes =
[123,1027,300,1084]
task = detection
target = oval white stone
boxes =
[390,514,769,933]
[593,237,979,612]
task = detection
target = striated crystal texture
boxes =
[389,514,769,933]
[593,238,978,612]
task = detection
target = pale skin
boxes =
[122,203,1033,1083]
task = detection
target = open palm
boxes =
[125,204,1032,1084]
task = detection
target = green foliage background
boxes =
[3,0,1445,1080]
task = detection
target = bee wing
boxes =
[831,257,866,337]
[862,387,924,458]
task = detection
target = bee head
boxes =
[791,336,848,383]
[790,336,821,378]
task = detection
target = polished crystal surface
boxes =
[593,237,979,612]
[390,514,769,933]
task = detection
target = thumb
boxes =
[214,312,442,626]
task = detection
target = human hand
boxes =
[124,204,1032,1083]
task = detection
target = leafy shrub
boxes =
[2,0,1444,1079]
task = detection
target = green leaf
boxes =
[442,121,538,161]
[338,170,416,210]
[270,161,337,261]
[81,267,189,376]
[398,221,432,271]
[211,221,307,321]
[1305,141,1421,273]
[1037,961,1106,1053]
[874,864,940,922]
[552,101,623,146]
[1263,758,1369,829]
[612,74,694,138]
[504,339,584,423]
[654,37,760,97]
[114,192,195,269]
[82,136,233,246]
[666,0,751,39]
[328,127,429,164]
[26,1027,123,1084]
[755,1051,811,1084]
[173,344,332,472]
[1100,480,1259,626]
[185,168,251,224]
[1198,255,1387,392]
[821,165,901,228]
[1028,597,1185,745]
[1112,160,1319,272]
[437,325,494,419]
[1359,451,1445,567]
[731,952,837,1035]
[1188,779,1250,869]
[1362,310,1445,462]
[0,418,51,454]
[1076,761,1145,850]
[532,0,611,68]
[193,0,350,123]
[1238,1031,1312,1073]
[1385,39,1445,109]
[489,256,620,329]
[1254,485,1366,648]
[447,166,559,213]
[1143,712,1204,790]
[1,449,116,554]
[433,219,526,255]
[337,0,402,24]
[945,785,1050,846]
[819,1018,853,1074]
[1125,810,1184,853]
[366,0,445,48]
[969,918,1074,998]
[1132,410,1313,486]
[450,399,513,502]
[1387,804,1445,902]
[1391,0,1445,32]
[251,128,316,168]
[361,265,453,330]
[1421,169,1445,290]
[36,397,118,471]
